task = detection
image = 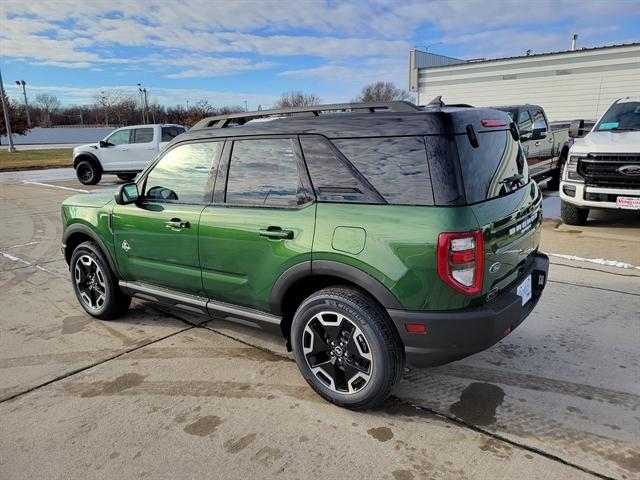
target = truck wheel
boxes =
[561,200,589,226]
[291,286,404,410]
[76,160,102,185]
[70,241,131,320]
[117,174,136,181]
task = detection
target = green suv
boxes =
[62,101,549,409]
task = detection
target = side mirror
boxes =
[531,121,547,140]
[99,140,109,148]
[569,119,585,138]
[115,183,139,205]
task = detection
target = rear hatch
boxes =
[451,109,543,299]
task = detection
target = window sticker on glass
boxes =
[599,122,620,130]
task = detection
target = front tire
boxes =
[76,160,102,185]
[70,241,131,319]
[561,200,589,226]
[291,287,404,410]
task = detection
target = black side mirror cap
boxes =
[115,183,140,205]
[99,140,108,148]
[569,119,585,138]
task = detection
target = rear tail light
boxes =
[437,230,484,295]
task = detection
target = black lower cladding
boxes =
[388,252,549,368]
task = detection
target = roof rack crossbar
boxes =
[190,101,420,129]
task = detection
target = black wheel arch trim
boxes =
[62,224,121,279]
[74,152,102,170]
[269,260,403,315]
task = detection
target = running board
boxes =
[119,281,282,334]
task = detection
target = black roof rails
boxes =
[190,101,420,129]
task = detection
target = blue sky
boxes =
[1,0,639,109]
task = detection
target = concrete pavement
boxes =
[0,170,638,480]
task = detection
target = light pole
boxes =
[244,100,248,111]
[15,80,31,127]
[137,83,147,124]
[0,67,17,152]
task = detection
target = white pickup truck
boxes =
[560,97,640,225]
[73,124,186,185]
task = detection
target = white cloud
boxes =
[3,83,277,108]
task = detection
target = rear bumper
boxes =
[388,252,549,368]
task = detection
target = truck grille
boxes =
[577,155,640,189]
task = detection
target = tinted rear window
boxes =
[162,126,186,142]
[300,136,381,203]
[332,136,434,205]
[456,130,527,203]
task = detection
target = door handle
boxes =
[259,227,294,240]
[165,218,190,229]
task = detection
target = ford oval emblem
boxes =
[617,165,640,176]
[489,262,501,273]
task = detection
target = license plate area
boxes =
[616,196,640,210]
[516,274,532,306]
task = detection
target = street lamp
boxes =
[0,67,17,152]
[137,83,150,124]
[15,80,31,127]
[244,100,248,111]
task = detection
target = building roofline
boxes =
[417,42,640,70]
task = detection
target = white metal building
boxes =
[409,43,640,121]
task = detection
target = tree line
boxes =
[1,81,412,137]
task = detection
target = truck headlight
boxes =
[564,156,584,182]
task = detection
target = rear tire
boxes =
[76,160,102,185]
[561,200,589,226]
[291,286,404,410]
[117,174,136,181]
[70,241,131,320]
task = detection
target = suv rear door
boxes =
[199,136,316,313]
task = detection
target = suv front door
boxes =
[199,137,316,313]
[112,141,222,295]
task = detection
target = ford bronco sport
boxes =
[61,101,549,409]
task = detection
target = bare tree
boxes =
[353,81,413,103]
[34,94,61,127]
[94,90,137,126]
[274,91,322,108]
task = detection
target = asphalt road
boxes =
[0,170,638,480]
